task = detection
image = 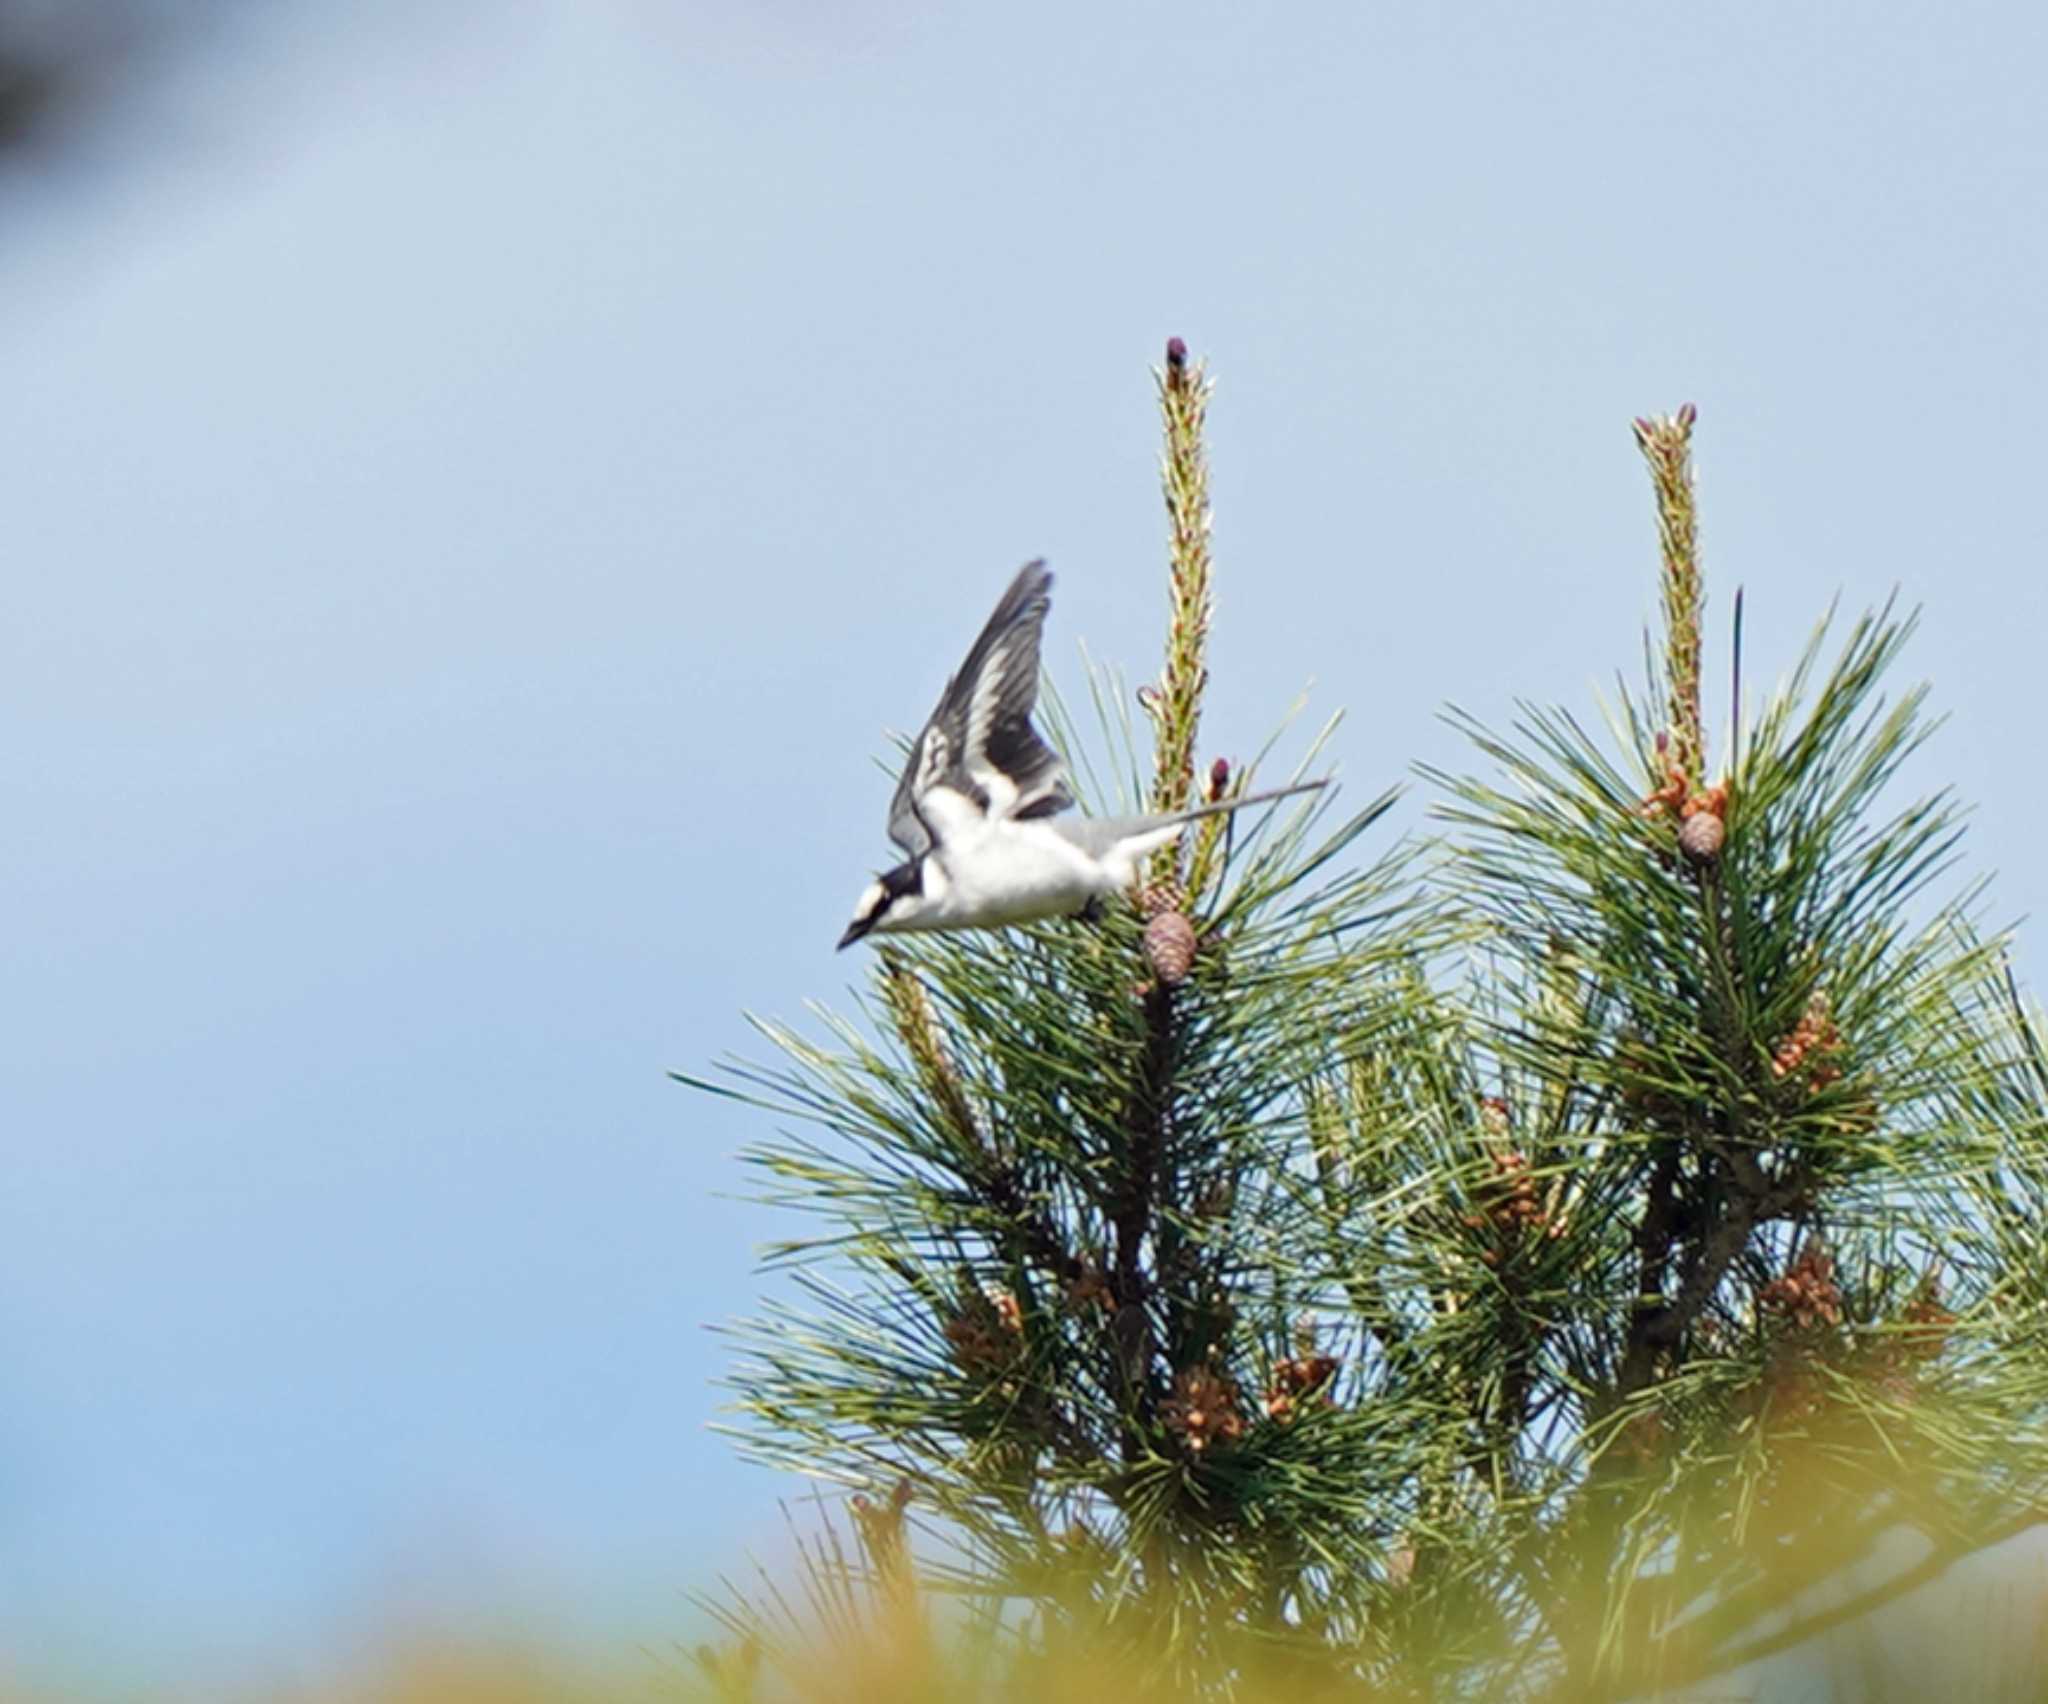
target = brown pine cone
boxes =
[1678,809,1726,864]
[1143,911,1198,985]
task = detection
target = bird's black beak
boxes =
[837,918,873,951]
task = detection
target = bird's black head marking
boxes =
[837,858,925,949]
[879,859,924,902]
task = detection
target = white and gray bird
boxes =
[837,562,1326,948]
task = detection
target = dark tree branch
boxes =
[1112,980,1176,1460]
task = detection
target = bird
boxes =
[837,561,1326,948]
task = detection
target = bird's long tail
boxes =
[1160,778,1329,826]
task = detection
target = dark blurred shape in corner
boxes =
[0,1,242,160]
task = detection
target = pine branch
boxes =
[1111,980,1173,1458]
[1144,335,1215,890]
[878,951,1089,1294]
[1633,402,1704,792]
[878,952,985,1164]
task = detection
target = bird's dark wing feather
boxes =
[885,561,1071,856]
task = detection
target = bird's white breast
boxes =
[924,817,1113,929]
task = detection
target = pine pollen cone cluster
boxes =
[945,1284,1024,1376]
[1759,1243,1843,1334]
[1264,1349,1340,1423]
[1864,1279,1959,1405]
[1462,1102,1563,1259]
[1064,1258,1116,1314]
[1750,1255,1956,1426]
[1161,1337,1347,1454]
[1772,991,1843,1089]
[1898,1283,1957,1357]
[1747,1245,1847,1428]
[1161,1364,1247,1456]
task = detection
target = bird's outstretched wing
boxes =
[886,561,1072,857]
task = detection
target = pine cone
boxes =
[1143,911,1198,985]
[1678,809,1725,864]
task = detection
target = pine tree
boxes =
[681,352,2048,1700]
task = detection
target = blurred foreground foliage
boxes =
[670,1454,2048,1701]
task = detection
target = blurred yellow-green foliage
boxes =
[655,1446,2048,1704]
[4,1453,2043,1703]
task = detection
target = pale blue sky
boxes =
[2,1,2044,1692]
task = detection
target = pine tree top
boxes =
[680,359,2048,1701]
